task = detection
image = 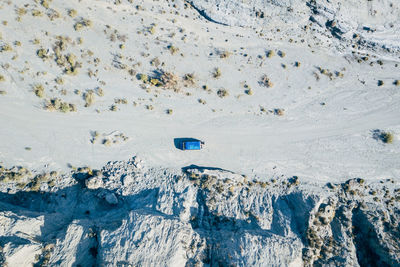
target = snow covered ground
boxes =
[0,0,399,265]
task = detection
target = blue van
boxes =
[181,140,204,150]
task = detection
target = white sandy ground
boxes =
[0,0,399,182]
[0,1,399,266]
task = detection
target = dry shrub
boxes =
[68,9,77,17]
[114,98,128,104]
[159,71,179,90]
[259,75,273,88]
[45,98,76,112]
[74,19,92,31]
[381,132,394,144]
[217,88,229,98]
[183,73,195,86]
[278,50,286,57]
[212,68,221,79]
[274,108,284,116]
[219,50,231,58]
[83,90,95,107]
[266,50,275,58]
[167,45,179,55]
[34,84,45,98]
[245,89,253,95]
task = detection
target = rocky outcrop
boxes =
[0,158,398,266]
[189,0,400,55]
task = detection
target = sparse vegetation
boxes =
[266,50,275,58]
[37,48,50,59]
[167,45,179,55]
[16,7,27,16]
[32,10,43,17]
[218,50,231,58]
[259,75,274,88]
[55,77,64,85]
[110,105,118,111]
[83,90,95,107]
[68,9,77,17]
[381,132,394,144]
[103,138,112,146]
[0,43,12,52]
[140,70,179,91]
[245,88,253,95]
[92,131,128,145]
[274,108,284,116]
[0,165,31,183]
[318,67,336,80]
[74,18,92,31]
[217,88,229,98]
[114,98,128,105]
[212,68,221,79]
[183,73,195,86]
[44,98,76,112]
[373,129,394,144]
[33,84,45,98]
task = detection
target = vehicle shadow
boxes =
[181,164,233,173]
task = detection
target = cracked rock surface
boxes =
[0,158,398,266]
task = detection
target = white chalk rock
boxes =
[85,176,104,190]
[123,174,134,186]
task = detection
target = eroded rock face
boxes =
[190,0,400,54]
[0,158,398,266]
[191,0,400,28]
[85,176,104,190]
